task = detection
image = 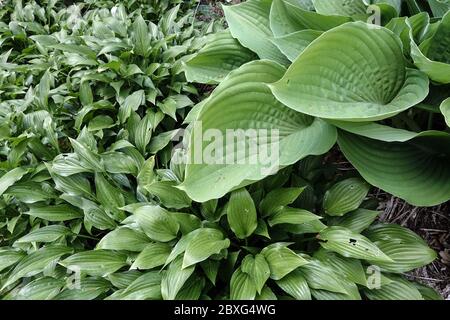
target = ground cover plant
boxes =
[0,0,449,300]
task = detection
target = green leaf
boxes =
[182,228,230,268]
[55,277,111,300]
[133,205,180,242]
[227,188,258,239]
[0,249,25,272]
[363,276,423,300]
[318,226,393,263]
[270,0,350,36]
[184,30,256,84]
[132,14,151,57]
[338,129,450,206]
[144,181,191,210]
[95,173,125,220]
[272,30,323,61]
[97,227,150,252]
[111,272,162,300]
[364,223,437,273]
[0,167,27,196]
[79,81,93,107]
[69,138,104,172]
[222,0,288,64]
[440,97,450,127]
[2,246,72,290]
[323,178,370,216]
[25,205,83,221]
[119,90,145,124]
[276,269,311,300]
[60,250,128,277]
[297,258,350,294]
[261,243,309,280]
[180,61,336,202]
[328,208,380,233]
[161,256,195,300]
[230,267,257,300]
[241,254,270,294]
[314,248,368,286]
[312,0,367,16]
[268,207,322,227]
[408,13,450,84]
[260,187,305,217]
[270,22,429,121]
[16,225,72,244]
[131,243,172,270]
[14,277,64,300]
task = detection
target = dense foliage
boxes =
[0,0,448,300]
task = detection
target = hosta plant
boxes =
[182,0,450,207]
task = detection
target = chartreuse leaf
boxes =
[184,30,256,84]
[338,129,450,206]
[60,250,128,277]
[272,30,323,61]
[2,246,72,290]
[97,227,150,252]
[55,277,111,300]
[270,22,429,121]
[25,205,83,221]
[261,243,309,280]
[260,187,304,216]
[318,226,393,263]
[328,208,380,233]
[230,267,257,300]
[312,0,367,16]
[179,61,336,202]
[270,0,351,37]
[268,207,322,227]
[222,0,288,64]
[440,97,450,127]
[131,243,172,270]
[161,256,195,300]
[275,269,311,300]
[183,228,230,268]
[133,205,180,242]
[364,224,437,273]
[323,178,370,216]
[16,225,72,244]
[363,276,423,300]
[241,254,271,294]
[408,12,450,84]
[227,188,258,239]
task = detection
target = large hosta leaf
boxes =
[312,0,367,16]
[183,30,256,84]
[222,0,288,64]
[270,0,351,36]
[408,12,450,84]
[179,60,337,202]
[337,127,450,206]
[272,30,323,62]
[270,22,429,121]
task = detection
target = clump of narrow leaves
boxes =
[0,0,447,300]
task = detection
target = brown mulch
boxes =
[376,191,450,300]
